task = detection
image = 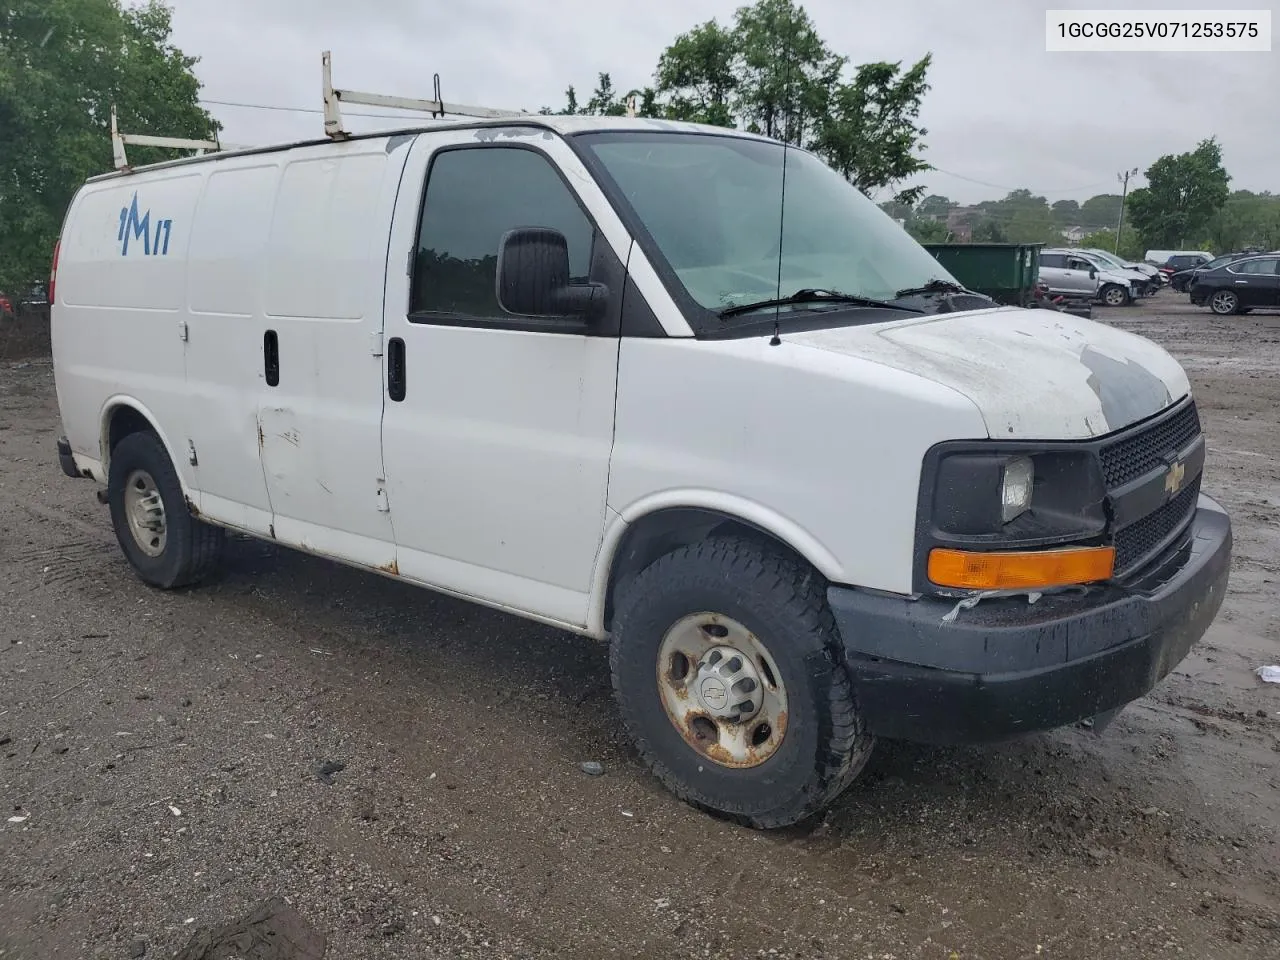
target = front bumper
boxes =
[829,495,1232,745]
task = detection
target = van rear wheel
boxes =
[107,431,224,589]
[608,535,875,829]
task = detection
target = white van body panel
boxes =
[54,169,205,494]
[785,306,1190,440]
[605,335,988,598]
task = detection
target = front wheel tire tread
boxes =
[609,535,874,829]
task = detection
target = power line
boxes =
[928,166,1115,196]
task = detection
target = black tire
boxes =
[609,535,875,829]
[107,430,225,589]
[1100,284,1130,307]
[1209,289,1240,315]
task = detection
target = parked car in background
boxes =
[1039,249,1137,305]
[1081,248,1164,290]
[1074,249,1159,296]
[1169,252,1253,292]
[0,292,14,322]
[1189,253,1280,315]
[1153,252,1214,280]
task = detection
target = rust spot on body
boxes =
[184,495,200,517]
[375,558,399,576]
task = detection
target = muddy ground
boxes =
[1,292,1277,960]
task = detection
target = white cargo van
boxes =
[50,93,1231,828]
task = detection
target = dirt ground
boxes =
[1,291,1277,960]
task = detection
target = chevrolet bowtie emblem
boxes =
[1164,460,1186,496]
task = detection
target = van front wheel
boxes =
[107,431,224,589]
[608,535,875,829]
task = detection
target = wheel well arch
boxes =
[599,506,825,633]
[98,399,186,486]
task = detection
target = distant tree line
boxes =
[883,138,1278,256]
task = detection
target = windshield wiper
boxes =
[718,288,924,319]
[893,278,970,299]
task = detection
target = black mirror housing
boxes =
[495,227,606,319]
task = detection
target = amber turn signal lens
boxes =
[928,545,1115,590]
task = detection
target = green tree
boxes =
[1126,138,1231,249]
[554,1,935,200]
[1079,194,1123,230]
[812,55,932,205]
[655,20,737,126]
[1206,190,1280,252]
[731,0,844,146]
[972,218,1008,243]
[906,217,950,243]
[917,194,955,221]
[0,0,218,292]
[1077,228,1143,261]
[1051,199,1080,227]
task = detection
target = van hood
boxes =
[785,306,1191,440]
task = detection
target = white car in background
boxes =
[1039,249,1139,306]
[1081,249,1164,292]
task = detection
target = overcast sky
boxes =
[163,0,1277,207]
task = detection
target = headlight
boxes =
[1001,456,1034,523]
[916,446,1109,593]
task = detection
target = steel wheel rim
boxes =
[1211,291,1236,314]
[656,612,788,768]
[1104,287,1126,305]
[123,468,167,557]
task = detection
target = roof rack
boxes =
[110,105,230,171]
[321,50,528,139]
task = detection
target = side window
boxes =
[1067,258,1091,271]
[1236,258,1279,275]
[1040,254,1065,268]
[410,147,595,323]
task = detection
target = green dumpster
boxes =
[921,243,1044,307]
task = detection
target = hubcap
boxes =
[656,613,788,768]
[1105,287,1125,305]
[123,469,167,557]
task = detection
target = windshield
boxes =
[576,132,957,319]
[1088,251,1127,269]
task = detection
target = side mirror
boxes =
[495,227,606,319]
[1088,267,1097,279]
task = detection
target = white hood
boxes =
[786,306,1191,440]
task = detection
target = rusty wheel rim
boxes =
[656,612,788,768]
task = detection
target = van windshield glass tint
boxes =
[577,133,957,318]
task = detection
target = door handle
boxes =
[387,337,406,402]
[263,329,279,386]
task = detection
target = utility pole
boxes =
[1115,167,1139,255]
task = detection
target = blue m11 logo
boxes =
[118,192,172,256]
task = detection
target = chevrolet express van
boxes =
[50,114,1231,829]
